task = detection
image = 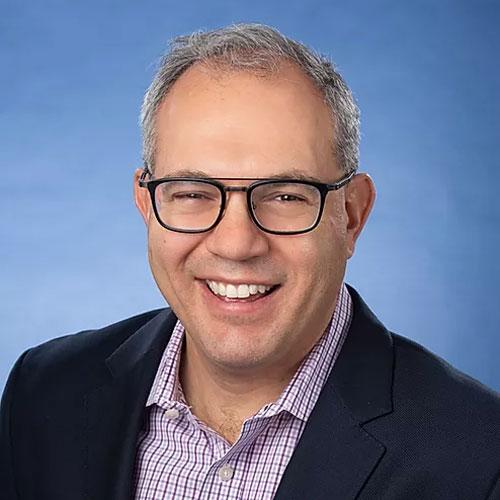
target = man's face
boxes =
[135,62,372,374]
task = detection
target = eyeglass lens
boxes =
[154,180,322,233]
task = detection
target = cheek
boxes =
[147,226,202,277]
[323,201,349,253]
[278,230,341,282]
[290,217,349,287]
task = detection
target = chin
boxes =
[212,353,273,372]
[203,335,279,369]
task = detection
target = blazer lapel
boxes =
[83,309,177,500]
[275,286,394,500]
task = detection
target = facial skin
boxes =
[134,62,375,386]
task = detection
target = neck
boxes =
[179,338,298,444]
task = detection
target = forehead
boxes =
[153,61,338,179]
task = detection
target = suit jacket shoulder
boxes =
[0,308,173,500]
[392,331,500,419]
[356,331,500,499]
[11,308,167,394]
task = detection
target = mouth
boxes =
[204,279,280,302]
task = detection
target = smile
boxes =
[205,280,278,299]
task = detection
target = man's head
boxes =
[134,24,375,376]
[140,24,360,176]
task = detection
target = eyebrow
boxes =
[159,168,324,183]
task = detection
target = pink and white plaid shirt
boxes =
[134,284,352,500]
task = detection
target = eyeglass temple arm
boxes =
[138,165,153,186]
[326,170,355,190]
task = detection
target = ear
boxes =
[344,173,376,258]
[133,168,152,225]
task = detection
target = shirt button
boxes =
[165,408,180,420]
[218,464,234,482]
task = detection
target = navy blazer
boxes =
[1,287,500,499]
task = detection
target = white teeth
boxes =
[206,280,274,299]
[207,281,218,295]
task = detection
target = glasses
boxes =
[138,168,355,235]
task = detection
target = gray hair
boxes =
[141,23,360,174]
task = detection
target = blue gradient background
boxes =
[1,0,499,392]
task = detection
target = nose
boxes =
[204,190,270,261]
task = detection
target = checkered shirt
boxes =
[133,284,352,499]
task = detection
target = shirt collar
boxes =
[146,319,184,408]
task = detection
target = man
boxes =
[1,23,499,500]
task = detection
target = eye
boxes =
[253,182,318,206]
[166,188,220,203]
[274,193,306,202]
[173,191,212,200]
[261,191,309,204]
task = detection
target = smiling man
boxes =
[1,24,500,500]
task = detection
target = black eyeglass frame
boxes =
[138,168,355,235]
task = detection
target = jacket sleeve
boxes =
[0,351,29,500]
